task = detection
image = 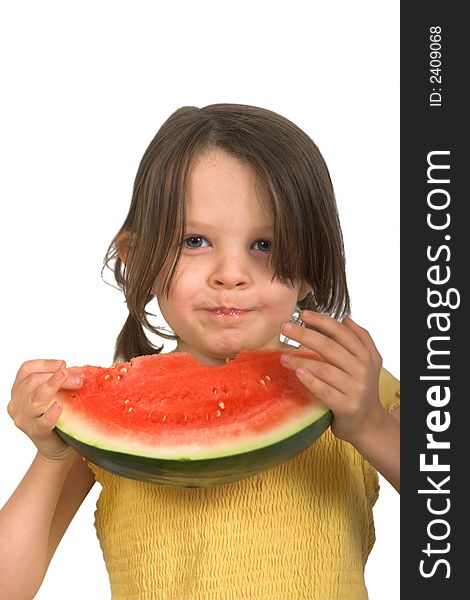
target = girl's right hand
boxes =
[8,360,84,462]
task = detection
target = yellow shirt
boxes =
[88,368,399,600]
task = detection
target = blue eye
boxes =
[253,239,272,253]
[183,236,208,249]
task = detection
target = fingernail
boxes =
[70,375,83,385]
[282,322,294,333]
[280,354,290,364]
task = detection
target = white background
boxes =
[0,2,399,598]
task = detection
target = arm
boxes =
[281,312,400,492]
[0,360,92,600]
[0,452,94,600]
[347,404,400,491]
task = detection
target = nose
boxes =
[208,251,252,290]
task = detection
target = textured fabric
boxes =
[89,368,400,600]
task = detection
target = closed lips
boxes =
[213,308,243,316]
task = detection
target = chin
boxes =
[210,332,281,360]
[208,334,253,359]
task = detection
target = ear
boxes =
[297,281,311,302]
[115,230,135,264]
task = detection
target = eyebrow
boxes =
[185,220,273,233]
[185,221,215,229]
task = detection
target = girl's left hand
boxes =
[280,311,386,444]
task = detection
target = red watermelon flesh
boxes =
[56,349,331,485]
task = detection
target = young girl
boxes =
[1,104,400,600]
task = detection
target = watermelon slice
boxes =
[56,350,331,487]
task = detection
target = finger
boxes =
[281,319,361,375]
[31,368,82,416]
[342,317,382,366]
[9,371,64,422]
[294,366,345,411]
[281,352,353,394]
[18,369,83,400]
[58,372,85,390]
[300,311,370,358]
[12,359,66,392]
[33,401,64,436]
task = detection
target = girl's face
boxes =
[157,149,308,365]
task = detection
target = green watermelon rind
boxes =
[55,410,332,487]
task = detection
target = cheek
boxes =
[155,262,202,298]
[171,270,205,305]
[264,282,300,315]
[157,265,203,318]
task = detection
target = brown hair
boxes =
[104,104,350,361]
